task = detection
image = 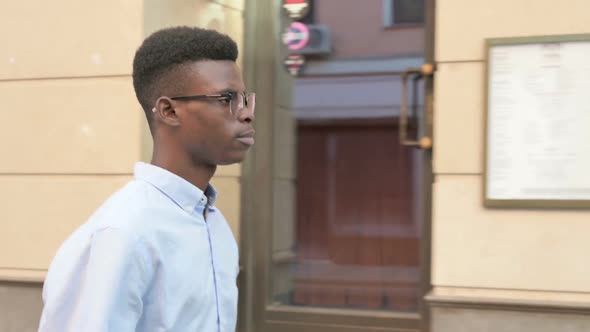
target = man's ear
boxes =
[153,97,180,127]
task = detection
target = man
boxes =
[38,26,254,332]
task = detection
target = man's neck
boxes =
[151,148,216,191]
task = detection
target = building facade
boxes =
[1,0,590,331]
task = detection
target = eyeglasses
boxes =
[160,91,255,115]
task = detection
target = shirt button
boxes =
[200,196,207,204]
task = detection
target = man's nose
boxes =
[238,106,255,123]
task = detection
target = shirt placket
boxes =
[201,195,222,332]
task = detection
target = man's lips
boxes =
[236,130,255,146]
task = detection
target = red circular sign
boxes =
[282,22,310,51]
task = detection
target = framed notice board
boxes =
[484,34,590,208]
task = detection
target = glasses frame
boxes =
[155,91,255,115]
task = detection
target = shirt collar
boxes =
[134,162,217,213]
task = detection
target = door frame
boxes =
[238,0,436,331]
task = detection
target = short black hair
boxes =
[132,26,238,124]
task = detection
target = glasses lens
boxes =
[229,92,255,114]
[230,92,242,114]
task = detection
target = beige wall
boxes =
[432,0,590,303]
[0,0,144,282]
[0,0,245,282]
[0,0,245,330]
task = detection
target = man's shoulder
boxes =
[85,180,160,232]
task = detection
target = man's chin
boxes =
[218,152,248,165]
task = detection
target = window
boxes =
[285,122,423,312]
[240,0,433,330]
[383,0,425,27]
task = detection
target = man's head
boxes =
[132,26,255,166]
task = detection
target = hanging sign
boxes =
[283,0,310,20]
[283,53,306,76]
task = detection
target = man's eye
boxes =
[218,96,232,104]
[219,92,238,104]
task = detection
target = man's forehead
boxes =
[188,60,239,75]
[185,60,244,90]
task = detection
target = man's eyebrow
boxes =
[219,87,246,94]
[219,88,237,94]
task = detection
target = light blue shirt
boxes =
[39,162,239,332]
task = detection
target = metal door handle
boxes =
[400,63,435,150]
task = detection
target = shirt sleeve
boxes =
[40,227,151,332]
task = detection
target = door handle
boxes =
[400,63,435,150]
